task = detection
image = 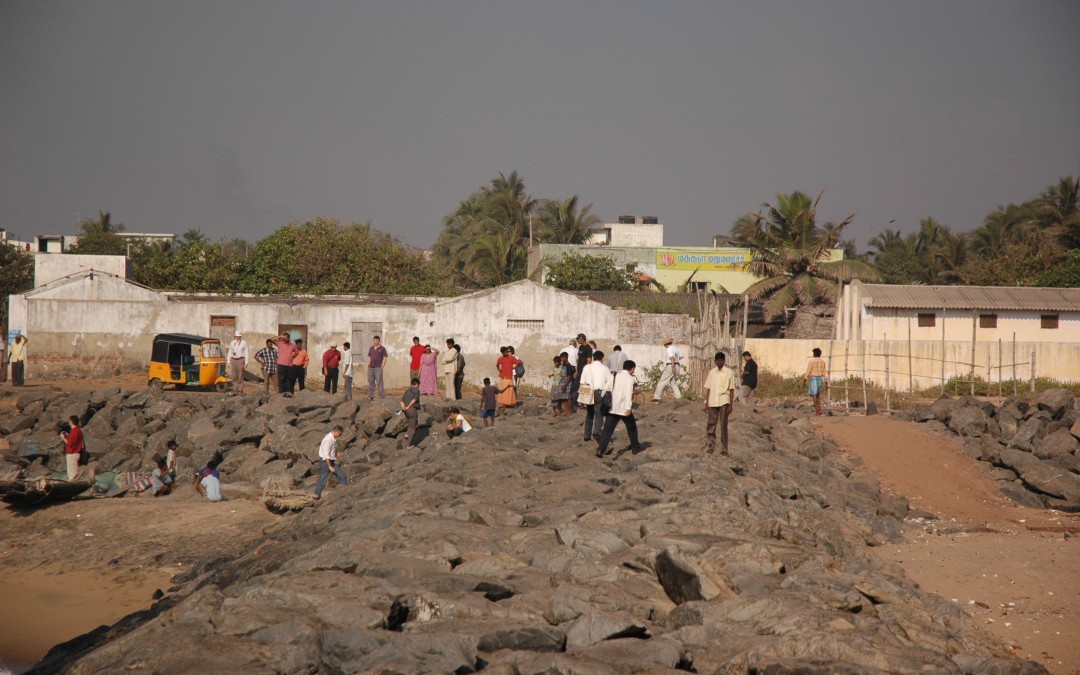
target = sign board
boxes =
[656,249,749,271]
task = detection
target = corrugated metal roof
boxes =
[857,283,1080,311]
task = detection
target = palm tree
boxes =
[970,204,1037,254]
[183,228,208,244]
[536,195,601,244]
[731,190,878,318]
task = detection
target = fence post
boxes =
[907,318,914,394]
[826,339,834,404]
[970,311,977,396]
[1031,351,1036,392]
[998,338,1003,399]
[860,340,868,411]
[884,335,891,412]
[1012,333,1017,397]
[940,310,946,397]
[844,340,850,412]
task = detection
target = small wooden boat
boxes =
[0,472,94,506]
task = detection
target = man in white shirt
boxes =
[228,331,249,395]
[441,339,460,400]
[314,425,347,499]
[595,360,642,457]
[580,349,613,443]
[652,337,682,402]
[341,342,354,400]
[704,351,737,455]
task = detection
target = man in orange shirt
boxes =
[294,339,310,391]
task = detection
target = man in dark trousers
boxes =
[739,350,757,411]
[322,343,342,394]
[571,333,592,412]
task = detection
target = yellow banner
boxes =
[656,248,749,271]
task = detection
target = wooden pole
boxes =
[970,310,977,396]
[940,307,946,396]
[884,334,891,412]
[907,317,914,394]
[1031,350,1036,392]
[826,339,834,404]
[997,338,1003,399]
[860,340,868,411]
[1012,332,1017,397]
[844,340,850,412]
[986,350,991,398]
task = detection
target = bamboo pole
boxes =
[997,338,1003,399]
[1031,351,1036,392]
[860,340,868,411]
[844,340,850,412]
[907,317,914,394]
[826,339,834,404]
[1012,333,1017,396]
[940,308,946,396]
[884,334,891,412]
[970,310,977,396]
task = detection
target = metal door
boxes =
[352,322,383,364]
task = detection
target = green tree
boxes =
[542,252,635,291]
[238,217,454,296]
[66,211,127,255]
[1036,249,1080,287]
[0,244,34,325]
[730,190,878,318]
[535,195,601,244]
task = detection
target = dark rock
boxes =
[998,447,1080,503]
[477,626,566,653]
[929,396,962,422]
[947,406,987,437]
[1008,418,1045,452]
[655,548,734,605]
[998,481,1047,509]
[913,407,935,423]
[865,402,878,416]
[564,613,649,651]
[1033,428,1079,460]
[1037,388,1073,420]
[360,407,393,437]
[0,415,36,435]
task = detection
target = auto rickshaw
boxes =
[148,333,229,391]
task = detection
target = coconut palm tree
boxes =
[731,190,878,318]
[536,195,601,244]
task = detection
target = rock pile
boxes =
[905,389,1080,512]
[2,389,1046,673]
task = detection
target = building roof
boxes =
[855,282,1080,312]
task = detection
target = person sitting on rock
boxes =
[195,457,223,502]
[445,408,472,438]
[150,457,176,496]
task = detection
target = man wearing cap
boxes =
[322,343,342,394]
[652,337,682,402]
[227,331,249,395]
[571,333,592,412]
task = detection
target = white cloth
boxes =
[442,346,460,375]
[201,474,223,501]
[454,413,473,433]
[228,338,249,362]
[318,432,338,461]
[704,365,736,407]
[609,370,636,417]
[581,361,612,394]
[560,346,574,361]
[341,349,353,377]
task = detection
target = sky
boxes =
[2,1,1078,250]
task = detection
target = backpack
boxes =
[514,361,525,378]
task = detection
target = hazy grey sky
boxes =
[2,1,1078,249]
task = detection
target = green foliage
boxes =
[1036,249,1080,287]
[0,244,34,324]
[129,239,243,292]
[66,211,126,255]
[542,252,635,291]
[638,360,690,393]
[959,233,1063,287]
[730,190,878,317]
[236,217,455,296]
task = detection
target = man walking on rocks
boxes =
[581,349,612,444]
[652,337,682,402]
[804,347,829,417]
[367,335,388,400]
[400,378,421,449]
[738,350,757,411]
[314,425,347,499]
[341,342,353,400]
[255,339,278,394]
[227,331,249,395]
[596,360,642,457]
[607,345,627,375]
[704,351,736,455]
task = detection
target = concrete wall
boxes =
[34,253,129,286]
[8,276,688,390]
[742,337,1080,390]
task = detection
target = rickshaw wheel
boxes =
[215,382,228,393]
[149,378,163,391]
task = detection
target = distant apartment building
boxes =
[529,216,844,294]
[4,230,177,254]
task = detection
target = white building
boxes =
[586,216,665,247]
[837,281,1080,343]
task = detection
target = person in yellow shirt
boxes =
[703,351,736,455]
[9,334,28,386]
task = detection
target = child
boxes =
[446,407,473,438]
[549,355,566,417]
[150,457,176,496]
[480,377,498,426]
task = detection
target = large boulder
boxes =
[1037,388,1074,420]
[946,406,988,437]
[929,397,963,423]
[1033,428,1079,460]
[998,448,1080,504]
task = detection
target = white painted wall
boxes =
[34,253,128,286]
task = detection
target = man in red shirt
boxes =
[409,336,425,383]
[272,333,298,396]
[322,344,342,394]
[61,415,85,480]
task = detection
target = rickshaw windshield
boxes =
[202,342,223,359]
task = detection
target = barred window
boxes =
[507,319,544,330]
[917,313,936,328]
[1041,314,1059,329]
[979,314,997,328]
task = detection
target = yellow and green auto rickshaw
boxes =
[148,333,229,391]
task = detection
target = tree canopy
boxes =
[0,244,34,325]
[66,211,127,255]
[541,252,635,291]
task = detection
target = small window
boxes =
[979,314,997,328]
[1041,314,1059,329]
[507,319,544,330]
[917,313,936,327]
[689,282,709,292]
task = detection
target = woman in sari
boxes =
[419,344,440,396]
[495,346,521,408]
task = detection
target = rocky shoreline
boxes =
[2,387,1050,673]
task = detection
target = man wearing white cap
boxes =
[228,330,249,395]
[652,336,682,402]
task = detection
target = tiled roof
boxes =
[856,283,1080,311]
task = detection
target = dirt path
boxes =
[816,415,1080,675]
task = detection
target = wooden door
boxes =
[351,322,383,364]
[209,316,236,344]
